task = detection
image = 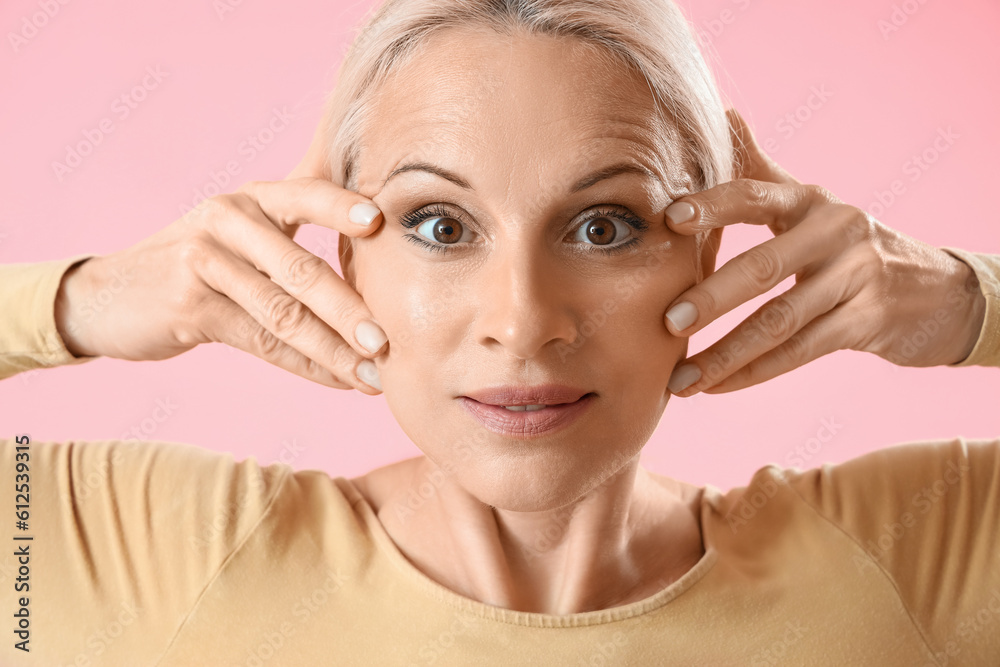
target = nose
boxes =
[471,242,580,360]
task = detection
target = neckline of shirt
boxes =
[335,476,725,628]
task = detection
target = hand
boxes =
[55,175,389,393]
[663,109,987,396]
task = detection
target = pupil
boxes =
[433,217,462,243]
[588,219,615,245]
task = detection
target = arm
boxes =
[0,255,99,381]
[784,437,1000,663]
[0,435,289,664]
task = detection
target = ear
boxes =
[287,113,330,180]
[690,107,789,280]
[726,108,799,185]
[698,226,724,280]
[338,234,357,290]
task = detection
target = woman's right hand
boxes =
[54,178,388,393]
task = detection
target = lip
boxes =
[459,386,596,439]
[462,384,592,406]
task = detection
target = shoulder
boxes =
[1,435,291,495]
[779,436,998,521]
[779,436,1000,659]
[701,436,1000,546]
[347,455,426,512]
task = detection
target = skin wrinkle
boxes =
[342,26,718,615]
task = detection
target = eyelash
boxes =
[398,204,648,256]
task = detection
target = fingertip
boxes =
[357,383,383,396]
[665,301,699,334]
[355,319,388,356]
[348,202,383,231]
[665,201,699,232]
[667,362,702,395]
[356,358,383,392]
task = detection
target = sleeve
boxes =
[0,436,290,666]
[940,248,1000,368]
[785,437,1000,663]
[0,255,100,380]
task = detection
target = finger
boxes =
[703,309,852,394]
[238,178,383,238]
[665,179,835,236]
[214,197,389,360]
[667,262,848,397]
[664,212,850,336]
[198,245,383,394]
[726,108,800,186]
[202,292,361,391]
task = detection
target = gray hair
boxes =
[320,0,734,197]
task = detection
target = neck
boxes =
[369,456,705,614]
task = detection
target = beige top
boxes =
[0,248,998,666]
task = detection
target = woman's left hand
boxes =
[664,109,987,396]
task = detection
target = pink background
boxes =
[1,0,997,491]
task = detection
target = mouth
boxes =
[458,389,597,438]
[461,384,593,407]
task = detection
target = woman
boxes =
[2,0,998,664]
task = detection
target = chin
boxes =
[447,440,640,513]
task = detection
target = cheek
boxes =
[356,248,464,360]
[352,238,467,408]
[587,244,699,379]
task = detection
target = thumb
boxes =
[726,108,800,186]
[276,116,332,241]
[286,116,330,181]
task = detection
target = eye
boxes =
[399,203,477,254]
[572,216,630,247]
[414,215,473,246]
[569,206,648,254]
[398,203,647,256]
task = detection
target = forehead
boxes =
[352,26,692,200]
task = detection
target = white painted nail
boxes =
[667,363,701,394]
[665,201,696,225]
[349,202,381,226]
[355,320,388,354]
[356,359,382,391]
[666,302,698,331]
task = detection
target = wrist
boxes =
[55,257,102,358]
[946,254,986,365]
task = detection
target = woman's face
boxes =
[340,27,717,511]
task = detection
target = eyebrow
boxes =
[380,161,658,194]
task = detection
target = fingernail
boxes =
[355,319,388,354]
[349,202,381,226]
[357,359,382,391]
[668,363,701,394]
[666,301,698,331]
[665,201,696,225]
